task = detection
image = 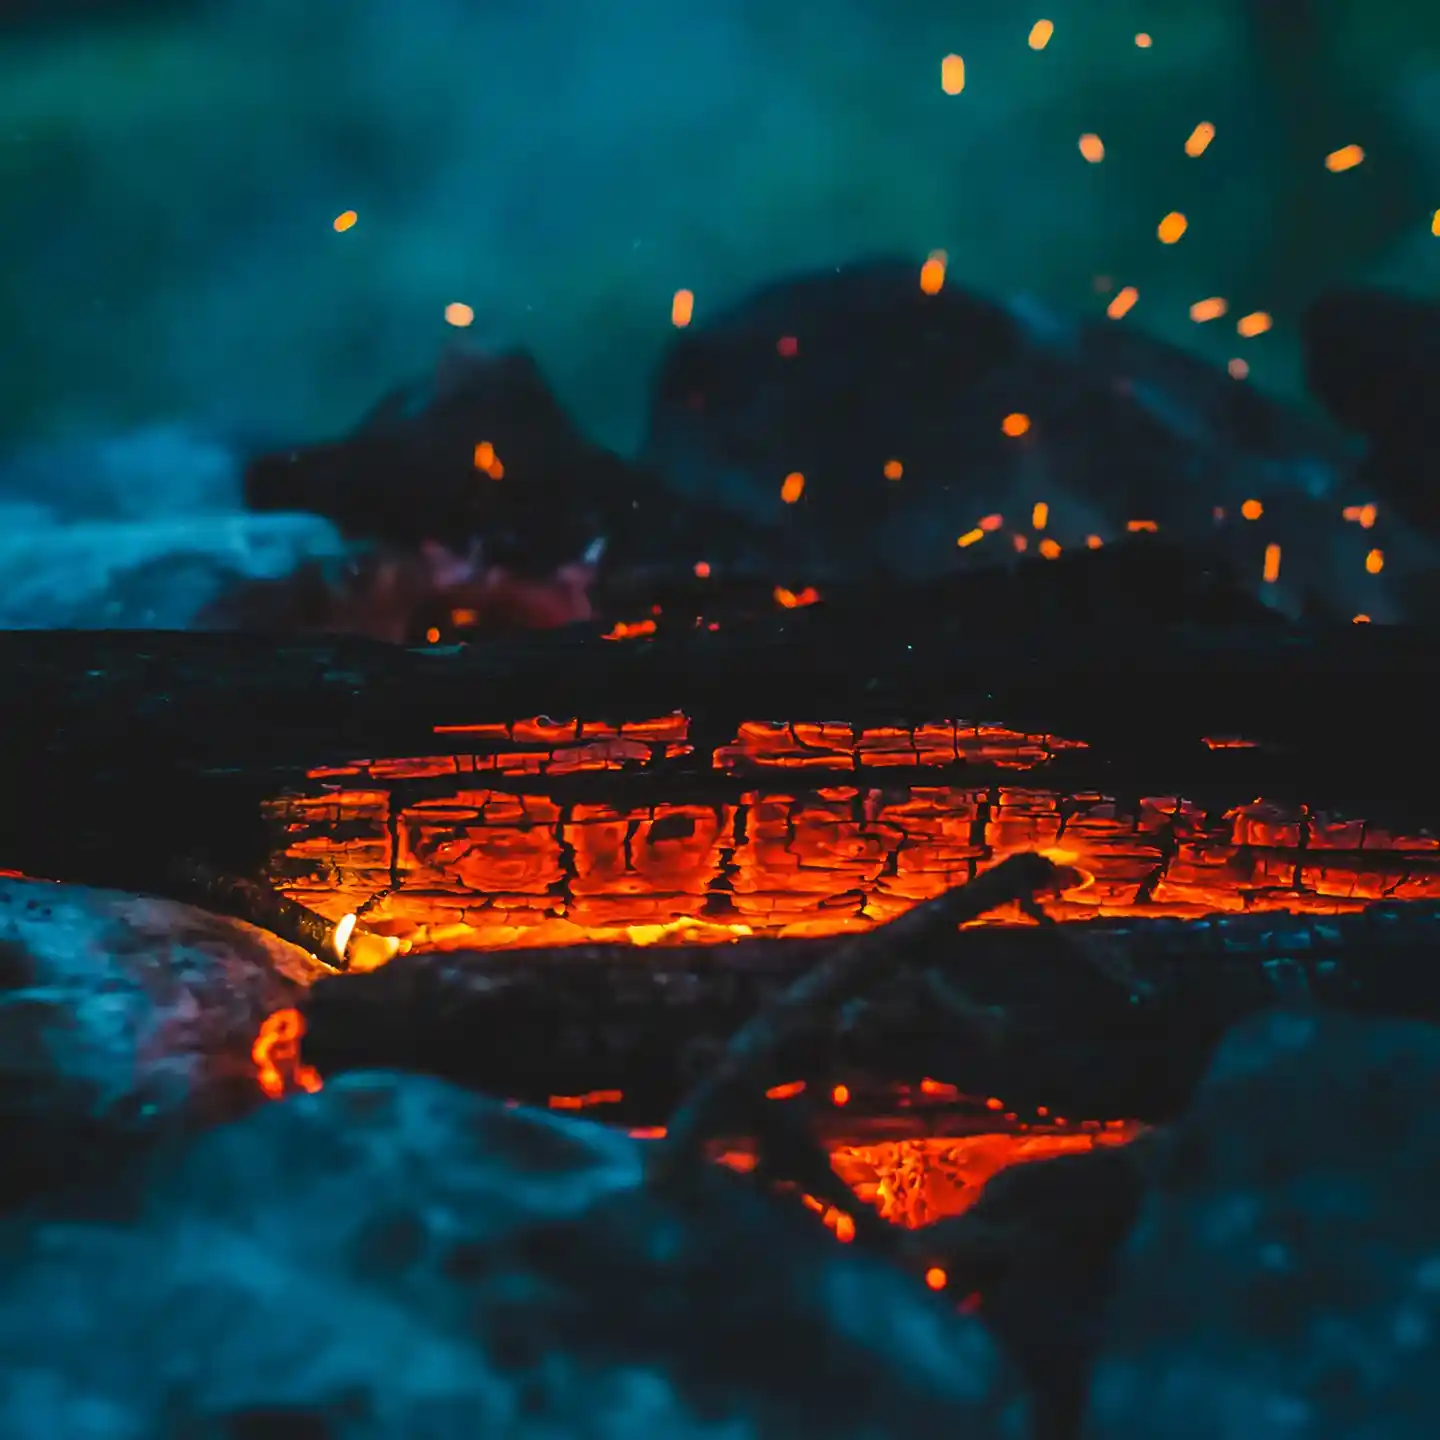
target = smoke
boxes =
[0,0,1277,455]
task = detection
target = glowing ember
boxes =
[266,757,1440,956]
[940,54,966,96]
[829,1127,1141,1228]
[1157,211,1188,244]
[671,289,695,327]
[1078,133,1105,163]
[1106,286,1138,319]
[332,210,358,232]
[780,471,806,504]
[1184,122,1215,157]
[252,1008,322,1100]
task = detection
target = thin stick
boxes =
[651,851,1065,1184]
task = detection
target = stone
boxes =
[1085,1009,1440,1438]
[0,878,327,1208]
[0,1071,1028,1438]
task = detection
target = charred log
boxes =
[297,896,1440,1132]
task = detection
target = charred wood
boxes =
[297,897,1440,1132]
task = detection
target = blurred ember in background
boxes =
[0,0,1436,635]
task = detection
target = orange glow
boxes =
[1353,614,1372,624]
[424,627,441,644]
[1085,534,1103,549]
[671,289,695,327]
[268,767,1440,957]
[1106,285,1138,319]
[601,619,658,640]
[451,608,477,627]
[473,441,504,479]
[629,1126,668,1140]
[444,302,475,327]
[1237,311,1273,338]
[774,585,820,608]
[780,471,805,504]
[919,1078,960,1099]
[766,1080,807,1100]
[1078,133,1105,163]
[1003,413,1032,438]
[883,459,904,480]
[1325,144,1365,172]
[920,256,947,294]
[1189,297,1228,323]
[1228,358,1250,380]
[1126,519,1158,533]
[1241,499,1263,520]
[832,1084,851,1107]
[1366,548,1384,574]
[1134,32,1152,47]
[332,209,358,232]
[941,54,966,94]
[548,1089,623,1110]
[1028,19,1054,49]
[252,1008,322,1100]
[957,528,985,548]
[979,513,1003,532]
[694,561,711,578]
[1184,122,1215,157]
[1038,538,1061,559]
[1031,501,1048,530]
[833,1212,857,1243]
[1263,543,1282,583]
[926,1267,948,1290]
[1012,534,1029,552]
[1342,504,1378,528]
[1157,211,1188,244]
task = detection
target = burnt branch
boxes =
[648,853,1066,1185]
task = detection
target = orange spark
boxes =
[925,1267,949,1290]
[941,54,966,94]
[1078,133,1105,162]
[444,302,475,327]
[1106,285,1138,319]
[883,459,904,480]
[1263,543,1282,583]
[1184,122,1215,156]
[1241,499,1263,520]
[1325,144,1365,172]
[1365,548,1384,574]
[1003,412,1032,437]
[832,1083,851,1107]
[332,210,358,232]
[766,1080,807,1100]
[1028,19,1054,49]
[1031,501,1048,530]
[1085,534,1103,549]
[1038,538,1062,559]
[1126,519,1158,533]
[1237,311,1273,337]
[780,471,805,503]
[1157,211,1188,243]
[957,528,984,547]
[920,256,947,294]
[693,561,711,578]
[671,289,695,327]
[979,513,1003,531]
[1190,297,1228,323]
